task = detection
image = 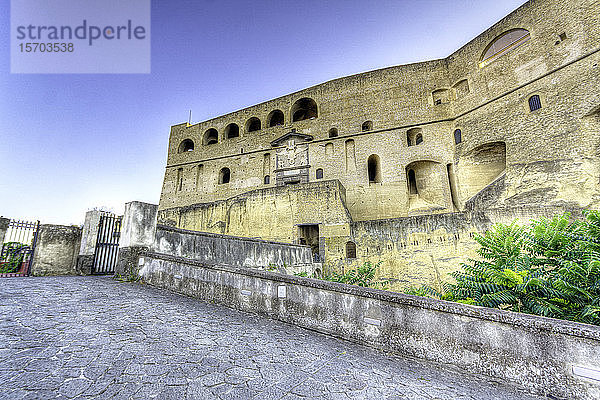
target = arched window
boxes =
[407,128,422,147]
[480,29,530,67]
[361,121,373,132]
[529,95,542,112]
[225,123,240,139]
[328,128,338,138]
[407,169,418,194]
[203,128,218,145]
[367,154,381,183]
[246,117,261,132]
[267,110,284,127]
[178,139,194,153]
[454,129,462,144]
[291,98,318,122]
[316,168,323,179]
[264,175,270,185]
[219,168,230,184]
[346,241,357,259]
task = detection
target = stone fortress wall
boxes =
[157,0,600,289]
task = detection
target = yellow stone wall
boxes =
[157,0,600,287]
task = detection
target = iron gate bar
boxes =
[91,214,122,275]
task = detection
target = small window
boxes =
[529,95,542,112]
[203,128,218,145]
[454,129,462,144]
[361,121,373,132]
[407,128,422,147]
[264,175,270,184]
[328,128,338,138]
[225,123,240,139]
[178,139,194,153]
[346,241,357,259]
[219,168,230,184]
[316,168,323,179]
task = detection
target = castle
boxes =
[157,0,600,290]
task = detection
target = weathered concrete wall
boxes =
[116,202,158,277]
[32,224,82,276]
[120,202,158,248]
[77,210,103,275]
[139,253,600,400]
[153,225,315,274]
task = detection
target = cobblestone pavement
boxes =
[0,276,543,400]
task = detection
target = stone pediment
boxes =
[270,129,314,147]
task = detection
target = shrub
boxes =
[407,211,600,326]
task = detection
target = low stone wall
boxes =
[152,225,315,275]
[139,251,600,400]
[32,224,82,276]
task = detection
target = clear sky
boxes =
[0,0,526,225]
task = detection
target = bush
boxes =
[323,261,390,289]
[407,211,600,326]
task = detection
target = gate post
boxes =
[0,218,9,245]
[77,210,103,275]
[116,202,158,279]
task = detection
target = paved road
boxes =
[0,276,542,400]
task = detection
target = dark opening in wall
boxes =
[178,139,194,153]
[267,110,284,127]
[407,169,418,194]
[447,164,459,210]
[264,175,270,184]
[361,121,373,131]
[454,129,462,144]
[291,98,318,122]
[529,95,542,112]
[219,168,230,184]
[407,128,422,147]
[246,117,261,132]
[367,154,381,183]
[316,168,323,179]
[329,128,338,138]
[196,164,203,190]
[203,128,219,145]
[177,168,183,191]
[346,241,357,259]
[225,123,240,139]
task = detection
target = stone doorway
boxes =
[298,224,320,260]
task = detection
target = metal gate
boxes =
[0,220,40,277]
[91,214,122,275]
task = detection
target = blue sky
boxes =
[0,0,526,225]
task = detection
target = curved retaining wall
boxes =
[138,251,600,400]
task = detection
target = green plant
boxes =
[323,261,391,289]
[411,211,600,325]
[0,242,29,274]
